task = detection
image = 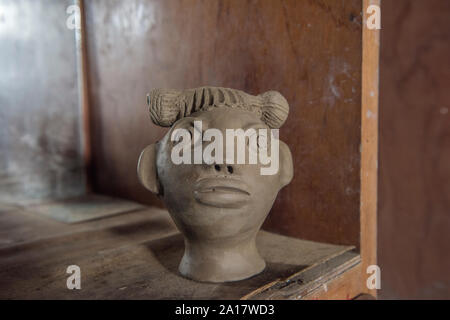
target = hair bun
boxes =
[147,89,181,127]
[259,91,289,129]
[147,87,289,128]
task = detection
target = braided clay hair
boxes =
[147,87,289,129]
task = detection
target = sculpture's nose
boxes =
[214,164,234,174]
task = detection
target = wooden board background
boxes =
[84,0,363,247]
[379,0,450,299]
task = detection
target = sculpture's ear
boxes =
[279,140,294,188]
[137,144,161,194]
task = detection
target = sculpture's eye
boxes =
[257,134,268,150]
[171,119,198,147]
[172,129,190,146]
[248,129,269,154]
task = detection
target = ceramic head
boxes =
[138,87,293,282]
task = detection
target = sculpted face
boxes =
[155,107,290,241]
[138,87,293,282]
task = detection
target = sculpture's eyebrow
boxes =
[174,117,210,134]
[173,117,195,129]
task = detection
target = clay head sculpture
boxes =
[138,87,293,282]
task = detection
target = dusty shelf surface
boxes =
[0,197,359,299]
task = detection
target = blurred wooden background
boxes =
[0,0,86,204]
[379,0,450,299]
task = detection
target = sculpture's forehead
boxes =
[190,107,267,130]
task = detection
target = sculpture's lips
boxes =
[193,178,251,208]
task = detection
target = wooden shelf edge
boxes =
[242,249,360,300]
[303,263,365,300]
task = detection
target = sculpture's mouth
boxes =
[193,178,251,208]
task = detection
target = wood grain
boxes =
[244,251,360,299]
[0,206,354,299]
[378,0,450,299]
[84,0,363,246]
[303,264,363,300]
[360,0,379,298]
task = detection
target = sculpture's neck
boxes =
[179,233,265,283]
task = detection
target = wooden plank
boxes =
[243,251,360,299]
[0,205,172,249]
[295,0,380,300]
[360,0,380,298]
[0,207,354,299]
[378,0,450,299]
[303,264,363,300]
[28,194,144,223]
[75,0,93,192]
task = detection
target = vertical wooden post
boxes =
[75,0,92,192]
[361,0,380,298]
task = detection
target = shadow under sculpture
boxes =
[138,87,294,283]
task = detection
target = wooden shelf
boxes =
[0,196,359,299]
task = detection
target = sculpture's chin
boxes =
[164,192,273,242]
